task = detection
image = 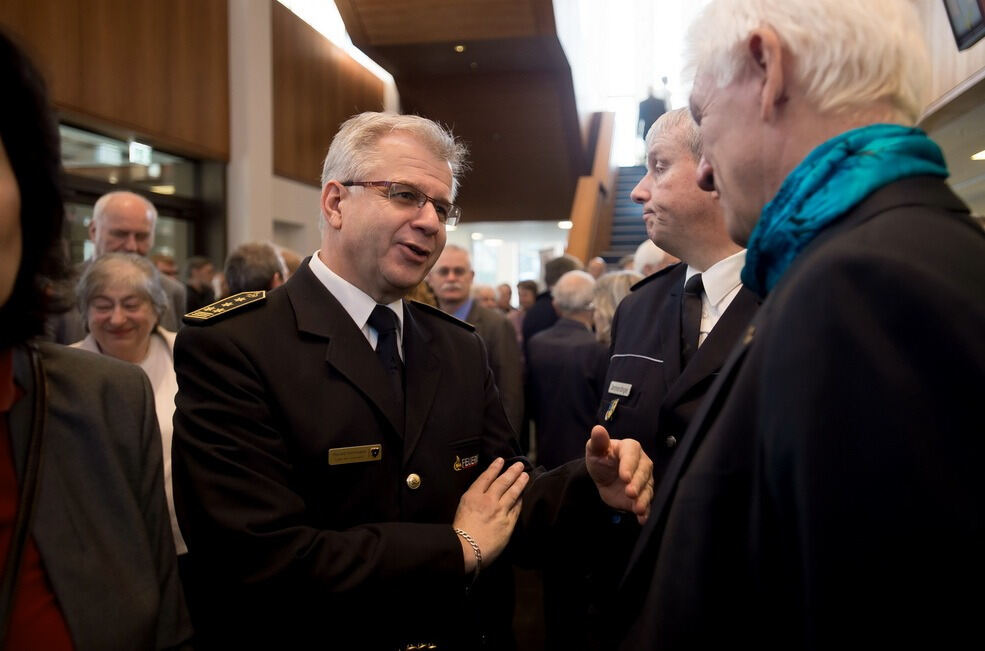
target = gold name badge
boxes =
[328,444,383,466]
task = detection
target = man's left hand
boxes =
[585,425,654,524]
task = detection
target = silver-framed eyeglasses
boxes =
[342,180,462,226]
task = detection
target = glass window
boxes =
[60,125,197,198]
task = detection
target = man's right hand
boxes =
[452,457,528,572]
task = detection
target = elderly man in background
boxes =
[429,244,524,432]
[632,239,678,276]
[526,270,609,470]
[223,241,288,295]
[49,190,186,343]
[472,283,499,310]
[616,1,985,648]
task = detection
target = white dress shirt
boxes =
[308,250,405,359]
[684,249,746,347]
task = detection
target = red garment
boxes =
[0,349,74,650]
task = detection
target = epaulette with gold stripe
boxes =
[184,291,266,325]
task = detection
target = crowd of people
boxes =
[1,0,983,648]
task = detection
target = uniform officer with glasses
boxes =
[171,112,653,650]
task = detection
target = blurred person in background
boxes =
[633,239,679,276]
[593,270,643,347]
[429,244,524,432]
[0,30,190,649]
[183,255,215,312]
[526,270,609,470]
[496,282,515,314]
[586,256,607,279]
[150,252,179,279]
[71,252,187,558]
[223,241,287,295]
[472,283,499,310]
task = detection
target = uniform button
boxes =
[665,435,678,448]
[406,473,422,490]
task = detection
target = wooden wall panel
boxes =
[272,1,385,187]
[0,0,229,160]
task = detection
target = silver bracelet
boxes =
[454,528,482,585]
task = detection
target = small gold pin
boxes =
[604,398,619,421]
[742,325,756,346]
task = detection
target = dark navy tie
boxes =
[367,305,404,409]
[681,274,704,368]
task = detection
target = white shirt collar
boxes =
[307,251,404,351]
[685,249,746,309]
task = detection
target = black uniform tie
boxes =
[367,305,404,408]
[681,274,704,368]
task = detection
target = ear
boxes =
[747,27,786,122]
[88,220,98,241]
[269,272,284,290]
[321,181,345,231]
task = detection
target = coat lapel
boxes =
[286,263,403,434]
[620,308,761,588]
[653,265,686,390]
[661,287,760,408]
[401,306,441,463]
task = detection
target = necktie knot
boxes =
[368,305,399,336]
[684,273,704,297]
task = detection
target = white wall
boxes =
[226,0,398,259]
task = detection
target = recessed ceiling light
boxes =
[972,149,985,161]
[454,44,466,53]
[558,220,573,230]
[471,232,483,240]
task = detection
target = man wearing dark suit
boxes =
[172,112,653,650]
[429,244,524,432]
[616,1,985,648]
[48,191,187,343]
[527,270,609,470]
[599,107,758,477]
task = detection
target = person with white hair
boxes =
[526,270,610,470]
[631,239,678,276]
[615,1,985,648]
[48,190,187,343]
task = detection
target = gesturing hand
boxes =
[585,425,654,524]
[452,457,529,572]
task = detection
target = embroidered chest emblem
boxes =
[454,454,479,471]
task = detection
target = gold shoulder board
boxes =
[184,291,266,325]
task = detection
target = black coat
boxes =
[172,262,524,649]
[599,262,759,480]
[616,177,985,649]
[527,317,609,469]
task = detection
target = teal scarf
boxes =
[742,124,949,296]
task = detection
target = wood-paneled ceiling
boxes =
[335,0,587,223]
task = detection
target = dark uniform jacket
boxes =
[599,262,759,480]
[527,318,609,469]
[172,262,599,650]
[616,177,985,649]
[9,343,191,650]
